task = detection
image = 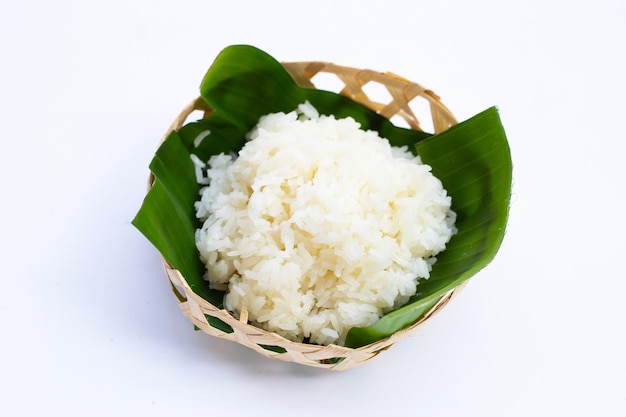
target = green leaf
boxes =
[413,107,511,299]
[344,297,441,348]
[200,45,432,148]
[132,130,223,306]
[257,344,288,354]
[345,107,511,347]
[207,315,234,334]
[133,44,511,349]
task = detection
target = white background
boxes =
[1,1,624,416]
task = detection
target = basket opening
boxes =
[187,108,209,123]
[374,345,393,354]
[361,81,393,107]
[257,344,287,354]
[389,114,412,129]
[310,72,345,94]
[206,315,234,334]
[170,282,187,303]
[410,98,435,134]
[318,357,345,365]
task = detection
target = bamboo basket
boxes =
[150,61,464,371]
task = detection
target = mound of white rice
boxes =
[193,102,456,345]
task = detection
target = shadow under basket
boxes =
[149,61,466,371]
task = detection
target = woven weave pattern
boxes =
[151,62,462,370]
[282,61,457,133]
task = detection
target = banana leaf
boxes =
[132,45,511,349]
[345,107,511,347]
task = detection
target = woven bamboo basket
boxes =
[150,61,465,370]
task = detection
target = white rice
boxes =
[194,102,456,345]
[194,129,211,148]
[189,154,209,185]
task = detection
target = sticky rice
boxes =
[194,102,456,345]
